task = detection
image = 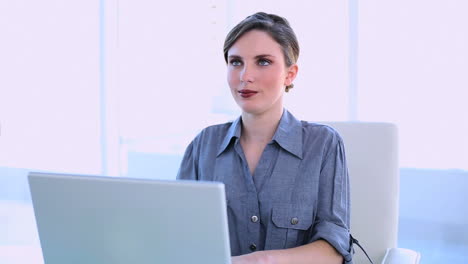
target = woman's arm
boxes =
[232,239,343,264]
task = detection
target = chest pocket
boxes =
[266,204,314,249]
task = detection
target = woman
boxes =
[177,12,353,264]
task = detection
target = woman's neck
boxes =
[240,106,283,144]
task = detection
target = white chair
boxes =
[322,122,421,264]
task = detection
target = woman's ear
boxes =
[284,64,299,86]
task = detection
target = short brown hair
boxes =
[223,12,300,67]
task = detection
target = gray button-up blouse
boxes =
[177,109,353,263]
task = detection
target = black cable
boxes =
[350,234,374,264]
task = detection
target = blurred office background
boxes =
[1,1,467,263]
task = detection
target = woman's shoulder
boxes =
[282,110,342,141]
[299,121,346,160]
[202,121,234,133]
[200,121,235,136]
[300,121,343,141]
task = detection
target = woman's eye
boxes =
[258,59,271,66]
[230,60,242,66]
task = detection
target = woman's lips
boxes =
[239,89,258,98]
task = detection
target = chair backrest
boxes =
[322,122,399,264]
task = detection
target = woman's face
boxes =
[227,30,297,116]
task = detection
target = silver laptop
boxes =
[28,172,231,264]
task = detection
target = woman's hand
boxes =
[231,251,277,264]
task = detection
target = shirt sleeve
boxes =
[176,139,199,181]
[309,131,353,263]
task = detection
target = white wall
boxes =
[358,0,468,169]
[0,1,102,174]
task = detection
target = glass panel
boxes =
[358,0,468,170]
[399,168,468,263]
[359,1,468,262]
[0,1,101,262]
[0,1,102,175]
[109,0,233,178]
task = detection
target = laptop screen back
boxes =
[28,172,231,264]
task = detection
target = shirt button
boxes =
[249,243,257,251]
[251,215,259,223]
[291,217,299,225]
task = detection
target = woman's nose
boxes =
[240,65,255,83]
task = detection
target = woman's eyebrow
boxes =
[228,55,243,60]
[255,54,275,59]
[228,54,276,60]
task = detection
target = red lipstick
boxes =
[239,89,258,98]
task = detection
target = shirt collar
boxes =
[272,109,303,159]
[217,109,303,159]
[217,116,242,156]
